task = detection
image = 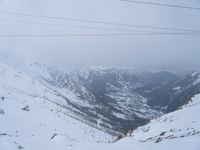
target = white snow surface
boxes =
[0,58,200,150]
[81,94,200,150]
[0,59,112,150]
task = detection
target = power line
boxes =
[120,0,200,10]
[0,32,199,37]
[0,11,199,33]
[1,19,200,36]
[0,18,151,33]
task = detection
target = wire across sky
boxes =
[0,11,200,34]
[120,0,200,10]
[0,0,200,37]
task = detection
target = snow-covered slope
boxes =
[1,83,200,150]
[0,57,161,134]
[75,93,200,150]
[0,60,112,150]
[132,93,200,145]
[0,56,200,150]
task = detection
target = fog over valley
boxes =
[0,0,200,70]
[0,1,200,150]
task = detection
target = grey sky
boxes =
[0,0,200,70]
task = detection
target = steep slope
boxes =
[132,93,200,144]
[167,72,200,112]
[1,79,200,150]
[136,71,200,112]
[39,66,200,134]
[77,93,200,150]
[0,60,112,150]
[42,67,160,133]
[1,56,200,135]
[0,57,200,150]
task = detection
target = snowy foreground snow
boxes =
[0,59,200,150]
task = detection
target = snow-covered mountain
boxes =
[0,58,113,150]
[39,65,200,134]
[88,93,200,150]
[1,75,200,150]
[0,56,200,150]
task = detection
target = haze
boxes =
[0,0,200,70]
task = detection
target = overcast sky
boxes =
[0,0,200,70]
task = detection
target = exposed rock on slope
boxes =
[1,57,200,135]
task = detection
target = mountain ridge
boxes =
[0,57,200,135]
